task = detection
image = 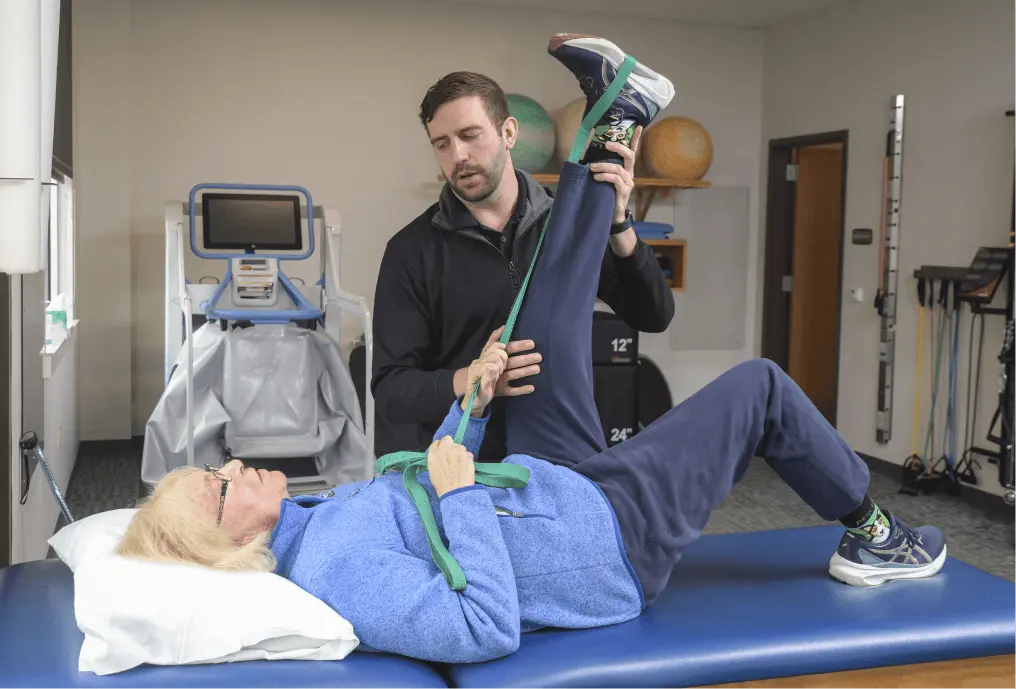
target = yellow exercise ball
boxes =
[640,116,713,181]
[552,98,591,165]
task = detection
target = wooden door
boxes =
[787,144,844,423]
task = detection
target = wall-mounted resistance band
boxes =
[900,274,956,494]
[875,95,905,445]
[921,279,963,494]
[954,306,988,484]
[903,254,1011,497]
[899,277,927,494]
[901,274,965,495]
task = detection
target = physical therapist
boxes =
[370,70,674,462]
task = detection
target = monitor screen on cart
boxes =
[202,193,302,252]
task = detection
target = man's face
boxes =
[427,95,517,203]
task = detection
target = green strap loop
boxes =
[374,54,638,590]
[373,450,531,591]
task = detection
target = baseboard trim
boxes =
[857,451,1013,520]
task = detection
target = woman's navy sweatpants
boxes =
[505,160,872,605]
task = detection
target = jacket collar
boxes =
[268,495,321,578]
[431,168,554,237]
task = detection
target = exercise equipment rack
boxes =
[906,252,1012,504]
[905,256,1011,499]
[995,106,1016,508]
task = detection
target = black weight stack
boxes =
[592,312,639,447]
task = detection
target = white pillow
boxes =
[49,508,138,571]
[48,509,360,676]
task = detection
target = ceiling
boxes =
[415,0,858,28]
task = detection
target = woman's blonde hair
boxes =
[116,466,276,572]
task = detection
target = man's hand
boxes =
[455,326,541,401]
[590,125,643,225]
[461,330,509,417]
[487,326,541,398]
[427,436,475,497]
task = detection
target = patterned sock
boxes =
[582,106,636,164]
[839,495,891,544]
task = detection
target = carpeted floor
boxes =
[53,439,1015,582]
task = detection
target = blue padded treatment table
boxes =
[448,526,1016,688]
[0,558,447,688]
[1,527,1013,688]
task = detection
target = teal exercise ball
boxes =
[507,94,556,173]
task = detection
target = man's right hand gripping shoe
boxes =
[829,511,947,587]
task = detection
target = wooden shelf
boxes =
[527,173,710,189]
[530,173,709,221]
[644,238,686,292]
[432,172,698,291]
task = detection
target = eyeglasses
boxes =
[204,464,231,525]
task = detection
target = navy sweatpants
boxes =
[505,161,871,605]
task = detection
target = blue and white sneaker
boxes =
[548,33,675,156]
[829,511,947,587]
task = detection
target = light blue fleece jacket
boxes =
[269,400,644,664]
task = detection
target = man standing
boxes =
[371,48,675,462]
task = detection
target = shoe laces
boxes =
[893,519,923,547]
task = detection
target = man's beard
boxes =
[451,147,507,203]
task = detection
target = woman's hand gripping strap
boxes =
[372,452,529,591]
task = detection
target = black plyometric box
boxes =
[593,364,638,447]
[592,311,639,364]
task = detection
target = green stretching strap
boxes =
[373,54,638,591]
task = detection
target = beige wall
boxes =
[761,0,1014,495]
[73,0,133,441]
[72,0,766,438]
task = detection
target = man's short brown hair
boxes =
[419,71,510,131]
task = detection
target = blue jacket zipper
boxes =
[495,505,551,519]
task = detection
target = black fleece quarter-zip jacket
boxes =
[370,169,675,462]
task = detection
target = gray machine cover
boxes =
[141,323,372,487]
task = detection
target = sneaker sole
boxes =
[548,33,675,110]
[828,545,948,587]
